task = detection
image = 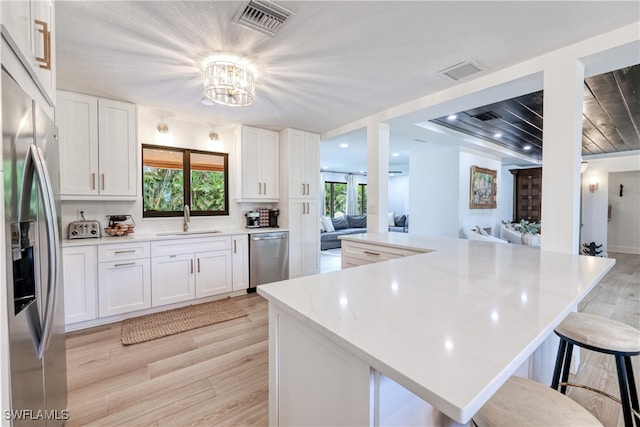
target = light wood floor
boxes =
[66,253,639,426]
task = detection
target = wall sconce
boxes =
[209,131,224,152]
[156,122,172,144]
[157,123,168,134]
[588,178,599,193]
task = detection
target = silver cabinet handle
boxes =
[114,249,136,254]
[91,172,96,190]
[258,182,262,195]
[263,182,267,194]
[306,183,309,195]
[191,259,194,274]
[101,173,105,190]
[197,258,201,273]
[234,240,237,253]
[364,250,380,256]
[114,262,135,267]
[302,183,306,195]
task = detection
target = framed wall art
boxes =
[469,166,497,209]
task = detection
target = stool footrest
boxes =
[559,382,640,420]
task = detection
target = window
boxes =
[142,145,228,217]
[324,181,367,217]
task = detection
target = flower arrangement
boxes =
[517,219,541,235]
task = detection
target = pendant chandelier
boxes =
[203,56,256,107]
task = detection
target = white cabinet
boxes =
[281,129,320,199]
[289,201,320,278]
[1,0,56,106]
[233,125,279,201]
[231,234,249,291]
[150,236,233,307]
[62,245,97,324]
[97,242,151,317]
[56,90,137,200]
[341,240,425,269]
[151,253,195,306]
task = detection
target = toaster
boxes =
[68,220,102,239]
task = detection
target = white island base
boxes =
[259,234,615,426]
[268,302,559,427]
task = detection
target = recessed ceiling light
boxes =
[339,143,348,148]
[523,145,532,151]
[447,114,457,120]
[494,132,503,138]
[391,152,400,157]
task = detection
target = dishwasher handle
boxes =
[250,234,288,241]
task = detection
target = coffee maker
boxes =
[268,209,280,228]
[245,211,260,228]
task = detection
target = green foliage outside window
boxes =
[191,170,225,211]
[143,167,184,212]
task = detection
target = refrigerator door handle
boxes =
[23,144,60,358]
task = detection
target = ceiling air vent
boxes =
[472,111,502,122]
[438,60,485,81]
[233,0,293,36]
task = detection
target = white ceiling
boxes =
[56,1,640,175]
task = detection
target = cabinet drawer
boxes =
[151,236,231,257]
[341,255,374,269]
[342,241,424,264]
[98,241,150,262]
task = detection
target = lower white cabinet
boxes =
[97,241,151,317]
[63,245,97,324]
[150,236,233,307]
[194,250,232,298]
[231,234,249,291]
[151,254,195,306]
[289,200,320,278]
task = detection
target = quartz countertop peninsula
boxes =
[257,232,616,424]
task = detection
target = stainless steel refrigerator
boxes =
[2,67,67,425]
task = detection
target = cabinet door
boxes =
[232,235,249,291]
[303,201,320,275]
[289,201,319,278]
[98,98,137,197]
[303,133,320,199]
[63,246,97,324]
[1,2,32,73]
[242,126,262,199]
[261,129,280,199]
[31,0,55,104]
[288,130,306,198]
[195,250,232,298]
[56,91,99,196]
[151,254,195,307]
[98,259,151,317]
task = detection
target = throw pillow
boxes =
[347,215,366,228]
[477,226,489,236]
[332,215,349,230]
[320,217,326,232]
[388,212,395,226]
[394,215,406,227]
[322,216,335,232]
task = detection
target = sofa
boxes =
[320,214,409,250]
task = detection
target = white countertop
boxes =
[62,227,288,247]
[257,232,616,423]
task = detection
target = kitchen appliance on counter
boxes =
[3,67,68,425]
[248,231,289,292]
[268,209,280,228]
[105,214,135,236]
[246,211,261,228]
[68,211,101,239]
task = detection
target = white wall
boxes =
[409,146,459,237]
[581,152,640,256]
[388,175,409,216]
[458,149,503,238]
[61,106,264,235]
[607,171,640,254]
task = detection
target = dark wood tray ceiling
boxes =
[431,65,640,159]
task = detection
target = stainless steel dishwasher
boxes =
[248,231,289,292]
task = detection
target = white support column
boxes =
[541,59,585,254]
[366,122,389,233]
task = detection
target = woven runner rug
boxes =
[121,298,248,345]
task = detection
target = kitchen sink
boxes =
[156,230,222,237]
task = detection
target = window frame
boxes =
[142,144,229,218]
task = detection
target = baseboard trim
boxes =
[607,245,640,255]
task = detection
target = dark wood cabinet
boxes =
[510,167,542,222]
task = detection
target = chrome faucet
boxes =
[183,205,190,232]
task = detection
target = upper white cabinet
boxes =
[233,125,279,202]
[1,0,56,106]
[56,90,137,200]
[280,129,320,199]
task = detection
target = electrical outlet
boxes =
[77,209,86,220]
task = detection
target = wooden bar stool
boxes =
[473,375,603,426]
[551,312,640,427]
